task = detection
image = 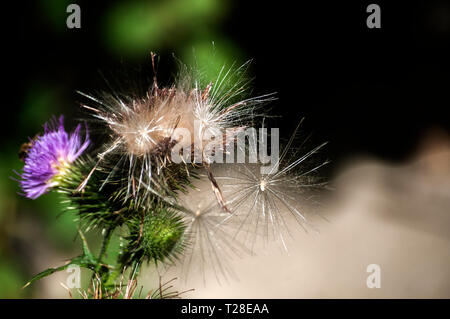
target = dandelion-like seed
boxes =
[168,176,247,284]
[217,121,329,252]
[17,115,90,199]
[181,202,238,283]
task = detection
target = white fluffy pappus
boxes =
[171,176,249,284]
[213,119,330,252]
[160,122,330,282]
[76,53,274,208]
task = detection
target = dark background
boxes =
[6,0,450,168]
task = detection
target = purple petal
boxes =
[18,115,91,199]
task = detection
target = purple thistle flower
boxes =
[19,115,90,199]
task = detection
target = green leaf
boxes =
[22,230,104,289]
[22,262,72,289]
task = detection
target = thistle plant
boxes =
[15,53,328,298]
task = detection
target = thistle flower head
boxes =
[18,115,90,199]
[78,54,274,209]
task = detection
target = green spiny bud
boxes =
[121,206,186,266]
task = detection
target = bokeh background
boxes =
[1,0,449,297]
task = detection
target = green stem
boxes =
[91,226,114,284]
[98,226,114,262]
[105,266,123,287]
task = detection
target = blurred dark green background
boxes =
[1,0,449,297]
